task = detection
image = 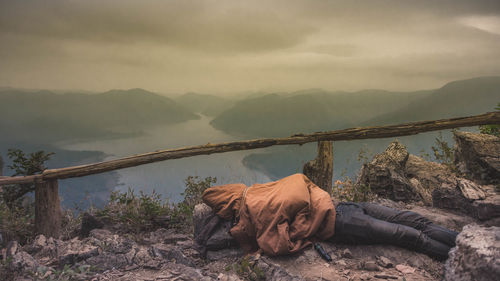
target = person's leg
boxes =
[332,202,376,244]
[359,202,458,247]
[333,202,452,260]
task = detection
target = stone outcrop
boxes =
[356,141,421,202]
[5,241,39,272]
[357,136,500,221]
[434,183,500,221]
[444,224,500,281]
[80,212,105,237]
[356,140,460,204]
[405,154,458,204]
[454,131,500,184]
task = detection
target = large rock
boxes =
[454,131,500,185]
[358,138,500,221]
[25,235,60,261]
[406,154,458,204]
[80,212,105,237]
[193,203,236,251]
[433,181,500,221]
[143,228,190,245]
[471,185,500,221]
[257,257,303,281]
[356,141,421,202]
[444,224,500,281]
[193,203,214,238]
[88,229,134,254]
[151,243,194,267]
[5,241,39,272]
[58,237,99,266]
[357,140,456,203]
[407,205,475,231]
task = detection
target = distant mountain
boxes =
[175,92,234,116]
[0,88,199,143]
[210,89,430,137]
[0,87,201,209]
[218,76,500,182]
[364,76,500,126]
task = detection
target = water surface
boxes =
[61,115,271,202]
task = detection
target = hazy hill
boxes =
[231,76,500,182]
[210,89,430,137]
[175,92,234,116]
[364,76,500,126]
[0,88,199,209]
[0,88,199,143]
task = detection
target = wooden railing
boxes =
[1,111,499,238]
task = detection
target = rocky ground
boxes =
[1,131,499,280]
[3,201,494,281]
[0,211,458,281]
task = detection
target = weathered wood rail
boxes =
[1,111,499,238]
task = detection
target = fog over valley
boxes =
[1,76,499,208]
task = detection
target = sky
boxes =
[1,0,500,95]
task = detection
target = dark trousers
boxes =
[330,202,458,260]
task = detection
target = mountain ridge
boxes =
[0,88,199,144]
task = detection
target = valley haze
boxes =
[1,76,499,209]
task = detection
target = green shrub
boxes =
[182,176,216,207]
[94,176,217,233]
[165,176,216,231]
[29,263,93,281]
[332,177,374,202]
[94,188,168,233]
[479,102,499,137]
[0,148,54,246]
[431,132,455,171]
[331,147,375,202]
[229,256,266,281]
[0,199,35,245]
[1,149,54,208]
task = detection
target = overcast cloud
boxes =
[1,0,499,94]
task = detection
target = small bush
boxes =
[332,177,374,202]
[94,176,216,233]
[0,198,80,246]
[331,147,376,202]
[479,102,499,137]
[1,149,54,208]
[357,146,373,165]
[480,125,500,136]
[0,148,54,246]
[182,176,216,207]
[431,132,456,171]
[229,256,266,281]
[0,199,35,245]
[30,264,93,281]
[165,176,216,231]
[94,188,169,233]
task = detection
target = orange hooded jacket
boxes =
[202,174,336,255]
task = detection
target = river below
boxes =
[60,115,271,202]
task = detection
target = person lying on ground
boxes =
[196,173,457,260]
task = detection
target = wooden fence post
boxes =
[303,141,333,194]
[0,155,3,192]
[35,179,61,238]
[0,154,3,177]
